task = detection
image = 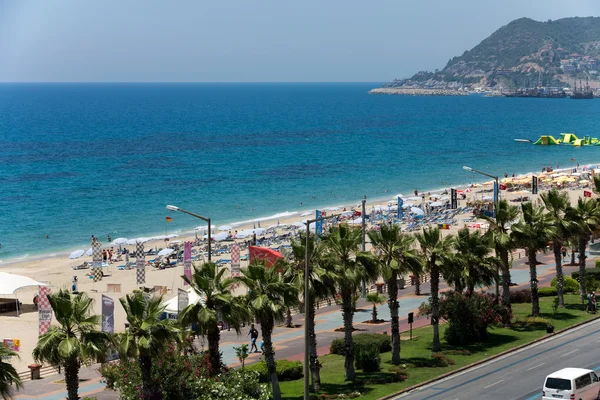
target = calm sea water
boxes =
[1,82,599,261]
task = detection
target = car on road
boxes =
[543,367,600,400]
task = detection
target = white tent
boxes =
[163,287,205,314]
[0,272,48,295]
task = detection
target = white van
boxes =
[543,368,600,400]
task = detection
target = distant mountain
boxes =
[387,17,600,89]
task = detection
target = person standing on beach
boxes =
[248,324,259,352]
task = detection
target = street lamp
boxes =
[463,166,499,205]
[303,213,337,400]
[166,205,212,262]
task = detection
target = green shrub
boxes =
[538,287,558,297]
[245,360,303,383]
[355,341,381,372]
[595,259,600,269]
[442,349,472,356]
[514,316,551,329]
[329,333,391,355]
[510,289,532,304]
[550,276,579,293]
[572,268,600,281]
[585,276,600,292]
[388,365,409,382]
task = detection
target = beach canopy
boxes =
[163,287,205,314]
[111,238,129,245]
[0,272,48,295]
[211,232,229,241]
[69,249,85,259]
[249,246,284,267]
[157,248,174,256]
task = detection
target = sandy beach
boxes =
[0,166,595,372]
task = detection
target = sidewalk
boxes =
[13,252,585,399]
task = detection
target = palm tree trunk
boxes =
[387,273,401,365]
[372,304,377,323]
[498,247,511,315]
[308,303,321,391]
[579,236,588,300]
[341,288,356,381]
[430,265,441,353]
[64,359,79,400]
[261,318,281,400]
[571,247,576,266]
[207,324,221,374]
[553,240,565,307]
[528,249,540,316]
[414,273,421,295]
[140,354,159,400]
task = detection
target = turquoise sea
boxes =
[1,82,599,262]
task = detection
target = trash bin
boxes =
[28,364,42,380]
[398,278,406,290]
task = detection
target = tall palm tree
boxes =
[415,227,454,353]
[284,232,336,391]
[368,224,421,365]
[117,292,179,400]
[235,261,298,400]
[322,224,379,381]
[453,227,498,295]
[179,262,247,374]
[567,197,600,299]
[511,202,555,316]
[33,290,112,400]
[541,189,573,307]
[0,344,22,400]
[479,200,519,314]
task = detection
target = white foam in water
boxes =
[16,254,29,260]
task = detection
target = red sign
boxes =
[584,190,592,198]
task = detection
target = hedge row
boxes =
[572,268,600,281]
[245,360,303,382]
[330,333,391,355]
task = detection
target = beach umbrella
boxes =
[407,196,420,201]
[430,201,444,207]
[212,232,229,242]
[112,238,128,245]
[410,207,424,216]
[69,249,85,259]
[252,227,266,235]
[218,225,233,231]
[157,248,174,257]
[86,247,93,256]
[325,207,340,211]
[194,225,208,231]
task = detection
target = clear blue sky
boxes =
[1,0,598,82]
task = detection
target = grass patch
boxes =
[280,294,597,400]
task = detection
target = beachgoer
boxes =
[91,235,96,243]
[414,189,418,196]
[46,234,49,239]
[248,324,259,352]
[107,235,111,243]
[33,294,39,310]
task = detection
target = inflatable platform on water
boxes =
[529,133,600,146]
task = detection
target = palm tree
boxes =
[366,292,386,323]
[511,202,555,316]
[415,226,454,352]
[179,262,247,374]
[368,224,421,365]
[0,343,22,400]
[235,261,298,400]
[479,200,519,314]
[117,292,179,400]
[453,227,498,295]
[541,189,573,307]
[567,197,600,299]
[322,224,379,381]
[33,290,112,400]
[284,232,336,391]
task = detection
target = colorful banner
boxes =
[178,288,189,312]
[3,339,20,352]
[584,190,592,198]
[231,243,241,277]
[315,210,323,236]
[183,241,192,285]
[532,175,538,194]
[397,197,404,219]
[38,285,52,336]
[136,242,145,285]
[101,295,114,334]
[92,240,103,282]
[451,188,458,209]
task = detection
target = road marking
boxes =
[559,349,579,358]
[526,362,545,371]
[595,339,600,343]
[483,380,504,389]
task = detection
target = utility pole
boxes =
[361,196,367,298]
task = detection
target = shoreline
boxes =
[1,162,593,266]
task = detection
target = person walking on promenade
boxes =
[248,324,259,353]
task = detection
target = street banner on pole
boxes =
[451,189,457,209]
[493,181,499,204]
[315,210,323,236]
[183,241,192,285]
[532,175,538,194]
[231,243,240,277]
[136,242,145,285]
[101,295,114,334]
[178,288,189,312]
[397,197,404,219]
[38,285,52,336]
[92,240,103,282]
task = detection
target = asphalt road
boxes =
[394,318,600,400]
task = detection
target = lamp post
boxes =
[361,197,367,298]
[166,205,212,262]
[304,213,337,400]
[463,166,499,206]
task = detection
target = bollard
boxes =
[28,364,42,380]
